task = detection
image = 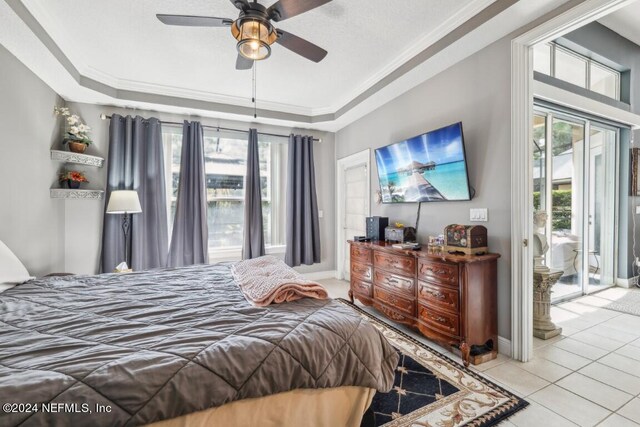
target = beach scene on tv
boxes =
[375,123,471,203]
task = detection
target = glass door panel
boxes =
[587,126,617,292]
[549,117,585,301]
[533,108,619,303]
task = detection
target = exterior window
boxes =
[554,48,588,88]
[162,127,286,259]
[590,62,619,99]
[533,42,620,101]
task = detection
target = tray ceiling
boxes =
[22,0,479,113]
[1,0,570,130]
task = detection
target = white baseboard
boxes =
[498,336,511,358]
[301,270,338,281]
[616,277,638,288]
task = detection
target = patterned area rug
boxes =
[336,300,528,427]
[602,289,640,315]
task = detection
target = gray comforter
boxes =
[0,263,398,426]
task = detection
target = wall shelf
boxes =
[50,189,104,200]
[51,150,104,168]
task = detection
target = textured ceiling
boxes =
[599,2,640,47]
[22,0,477,112]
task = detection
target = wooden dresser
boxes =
[348,241,500,366]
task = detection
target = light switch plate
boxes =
[636,206,640,215]
[470,208,488,222]
[318,210,324,218]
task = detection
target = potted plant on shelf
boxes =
[59,171,89,189]
[53,106,92,154]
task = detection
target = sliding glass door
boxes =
[533,108,618,302]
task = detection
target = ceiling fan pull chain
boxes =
[253,61,258,119]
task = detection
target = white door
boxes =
[337,150,370,281]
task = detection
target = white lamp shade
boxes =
[106,190,142,214]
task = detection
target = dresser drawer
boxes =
[417,323,461,347]
[351,262,372,281]
[351,278,372,297]
[373,269,415,297]
[417,259,458,287]
[350,245,372,264]
[417,281,459,313]
[418,303,459,337]
[373,251,415,276]
[373,286,414,315]
[373,301,414,327]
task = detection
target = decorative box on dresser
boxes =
[348,241,500,366]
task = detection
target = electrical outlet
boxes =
[470,208,488,222]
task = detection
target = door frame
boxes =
[336,149,371,280]
[510,0,637,362]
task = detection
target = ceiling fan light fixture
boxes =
[232,18,276,61]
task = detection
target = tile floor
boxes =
[318,279,640,427]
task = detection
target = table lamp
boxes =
[106,190,142,270]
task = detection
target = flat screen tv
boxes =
[375,122,472,203]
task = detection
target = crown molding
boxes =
[21,0,498,119]
[4,0,562,132]
[326,0,497,114]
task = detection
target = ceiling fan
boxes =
[157,0,332,70]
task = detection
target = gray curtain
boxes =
[285,134,321,266]
[242,129,265,259]
[101,115,168,272]
[168,121,209,267]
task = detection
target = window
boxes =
[163,127,287,259]
[590,62,619,99]
[533,42,621,100]
[554,48,588,88]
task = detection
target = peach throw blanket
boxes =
[232,256,328,307]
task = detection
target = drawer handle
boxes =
[389,259,411,269]
[427,289,446,300]
[424,266,448,275]
[387,278,399,285]
[430,314,447,324]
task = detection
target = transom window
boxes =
[533,42,621,101]
[162,126,287,259]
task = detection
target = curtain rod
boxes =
[99,114,321,143]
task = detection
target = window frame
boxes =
[589,61,620,101]
[162,127,287,262]
[535,42,621,101]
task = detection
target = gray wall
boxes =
[560,22,640,279]
[65,102,336,275]
[336,37,513,339]
[0,44,65,277]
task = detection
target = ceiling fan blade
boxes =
[230,0,251,11]
[275,30,327,62]
[236,55,254,70]
[268,0,332,21]
[156,14,233,27]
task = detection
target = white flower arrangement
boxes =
[54,106,92,145]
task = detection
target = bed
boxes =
[0,263,398,427]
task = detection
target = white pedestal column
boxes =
[533,269,563,340]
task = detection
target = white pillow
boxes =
[0,239,34,284]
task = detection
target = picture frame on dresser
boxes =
[348,240,500,367]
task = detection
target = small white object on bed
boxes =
[0,239,34,291]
